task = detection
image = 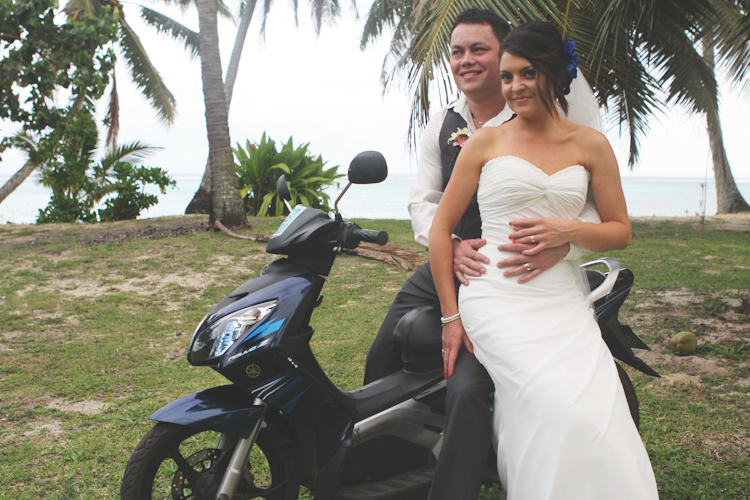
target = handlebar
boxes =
[352,228,389,246]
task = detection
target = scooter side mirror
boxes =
[348,151,388,184]
[277,175,293,213]
[277,175,292,202]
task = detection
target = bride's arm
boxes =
[429,133,487,377]
[510,131,630,254]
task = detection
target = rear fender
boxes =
[150,385,265,438]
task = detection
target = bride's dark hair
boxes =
[500,21,573,117]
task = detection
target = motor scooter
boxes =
[120,151,659,500]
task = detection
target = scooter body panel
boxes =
[149,385,265,439]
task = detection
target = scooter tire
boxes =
[120,422,299,500]
[617,362,640,429]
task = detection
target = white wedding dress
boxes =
[458,156,659,499]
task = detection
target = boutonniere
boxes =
[448,127,471,148]
[448,127,471,168]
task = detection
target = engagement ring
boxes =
[531,235,536,243]
[524,263,532,272]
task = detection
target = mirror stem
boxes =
[334,182,352,215]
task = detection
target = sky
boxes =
[2,0,750,183]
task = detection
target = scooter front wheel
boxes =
[120,422,298,500]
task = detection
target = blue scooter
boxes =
[120,152,658,500]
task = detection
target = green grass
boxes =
[0,216,748,499]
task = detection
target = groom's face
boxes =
[449,23,503,99]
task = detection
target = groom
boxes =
[363,8,603,500]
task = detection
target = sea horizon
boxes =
[1,173,749,225]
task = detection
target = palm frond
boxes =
[8,130,40,155]
[100,141,160,172]
[309,0,342,35]
[360,0,412,49]
[139,6,200,61]
[373,0,564,147]
[216,0,235,21]
[712,0,750,96]
[106,73,120,149]
[648,29,716,115]
[154,0,194,14]
[259,0,274,39]
[118,18,177,124]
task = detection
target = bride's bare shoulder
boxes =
[460,126,505,157]
[568,123,611,153]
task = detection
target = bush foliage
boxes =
[234,134,343,216]
[34,114,174,223]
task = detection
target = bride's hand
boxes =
[442,319,473,378]
[496,242,570,283]
[508,217,576,256]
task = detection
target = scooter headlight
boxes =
[189,300,278,364]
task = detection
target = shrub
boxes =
[234,133,343,216]
[34,113,174,223]
[94,160,175,222]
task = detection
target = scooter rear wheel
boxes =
[120,422,298,500]
[617,363,640,429]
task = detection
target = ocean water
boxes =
[1,174,748,225]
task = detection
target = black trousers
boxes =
[364,263,495,500]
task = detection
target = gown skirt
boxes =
[458,156,659,500]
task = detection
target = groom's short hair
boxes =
[451,9,511,46]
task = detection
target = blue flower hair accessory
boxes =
[563,38,579,95]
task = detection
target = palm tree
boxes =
[184,0,347,215]
[195,0,247,226]
[185,0,259,214]
[362,0,750,213]
[698,3,750,213]
[592,0,749,212]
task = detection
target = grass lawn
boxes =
[0,215,748,499]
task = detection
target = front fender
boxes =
[150,385,265,438]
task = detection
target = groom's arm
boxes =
[496,194,602,283]
[409,112,493,284]
[408,111,447,247]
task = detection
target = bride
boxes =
[429,21,659,499]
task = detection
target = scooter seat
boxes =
[393,305,442,356]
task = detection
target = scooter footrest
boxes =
[337,465,435,500]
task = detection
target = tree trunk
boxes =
[195,0,246,227]
[223,0,257,106]
[185,0,257,215]
[183,167,211,214]
[704,40,750,214]
[0,161,38,206]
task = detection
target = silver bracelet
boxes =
[440,312,461,326]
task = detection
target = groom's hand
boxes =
[453,238,489,286]
[496,243,570,284]
[442,320,473,378]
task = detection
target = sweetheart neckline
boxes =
[485,155,587,178]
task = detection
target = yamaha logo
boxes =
[246,364,261,378]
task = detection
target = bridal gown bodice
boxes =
[457,156,659,500]
[471,155,590,292]
[478,155,589,240]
